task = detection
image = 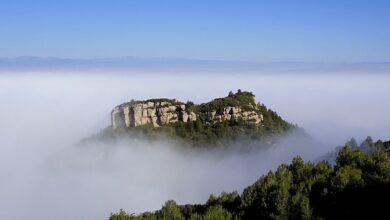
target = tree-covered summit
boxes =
[196,90,257,113]
[100,90,297,147]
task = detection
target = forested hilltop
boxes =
[89,90,296,147]
[109,137,390,220]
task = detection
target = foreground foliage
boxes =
[109,138,390,219]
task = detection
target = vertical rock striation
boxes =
[112,100,197,129]
[111,91,264,129]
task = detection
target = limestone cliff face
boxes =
[111,92,264,129]
[111,100,197,129]
[199,106,263,125]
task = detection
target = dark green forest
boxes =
[109,137,390,220]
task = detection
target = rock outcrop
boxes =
[198,106,262,125]
[112,100,197,129]
[111,91,264,129]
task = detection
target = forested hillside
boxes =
[89,91,296,147]
[109,138,390,219]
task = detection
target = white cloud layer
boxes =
[0,70,389,219]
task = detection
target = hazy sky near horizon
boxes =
[1,0,390,62]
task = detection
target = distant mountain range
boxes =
[1,56,389,73]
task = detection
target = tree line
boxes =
[109,137,390,219]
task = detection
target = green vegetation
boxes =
[109,138,390,219]
[195,90,257,113]
[257,104,293,134]
[192,90,293,135]
[321,136,388,163]
[120,98,185,107]
[98,113,294,148]
[101,90,295,147]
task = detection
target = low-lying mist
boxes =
[0,69,389,219]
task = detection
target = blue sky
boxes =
[0,0,389,62]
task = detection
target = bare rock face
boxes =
[112,100,197,129]
[199,106,263,125]
[111,92,263,129]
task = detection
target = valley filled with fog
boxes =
[0,69,389,219]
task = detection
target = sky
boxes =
[1,0,390,62]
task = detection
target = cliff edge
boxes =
[111,90,264,129]
[83,90,296,147]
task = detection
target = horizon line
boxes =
[1,56,390,64]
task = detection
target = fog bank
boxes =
[0,70,389,219]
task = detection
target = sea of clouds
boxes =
[0,69,389,219]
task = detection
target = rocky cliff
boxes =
[111,99,197,129]
[111,91,264,129]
